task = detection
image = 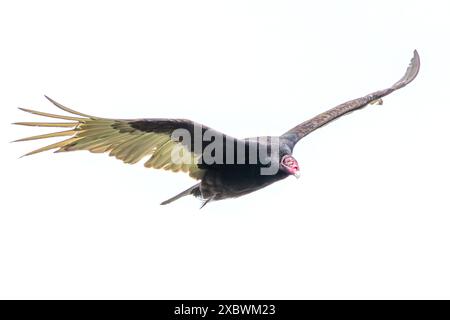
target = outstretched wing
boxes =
[14,96,239,180]
[281,50,420,148]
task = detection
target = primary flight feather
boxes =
[14,50,420,207]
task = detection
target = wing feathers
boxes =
[115,134,152,160]
[144,140,173,168]
[44,95,96,118]
[14,130,78,142]
[15,97,206,180]
[109,134,144,157]
[13,122,79,128]
[21,137,83,157]
[282,50,420,145]
[18,107,86,122]
[391,50,420,89]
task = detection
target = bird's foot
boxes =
[370,98,383,105]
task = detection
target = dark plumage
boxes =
[14,51,420,207]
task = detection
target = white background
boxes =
[1,0,449,299]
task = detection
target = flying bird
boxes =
[14,51,420,207]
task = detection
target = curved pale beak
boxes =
[294,171,301,179]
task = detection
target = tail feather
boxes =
[160,184,199,205]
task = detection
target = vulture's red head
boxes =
[280,155,300,178]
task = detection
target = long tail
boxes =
[160,184,200,205]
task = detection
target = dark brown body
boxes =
[197,164,290,201]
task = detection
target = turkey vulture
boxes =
[14,51,420,207]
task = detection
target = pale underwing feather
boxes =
[15,98,205,180]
